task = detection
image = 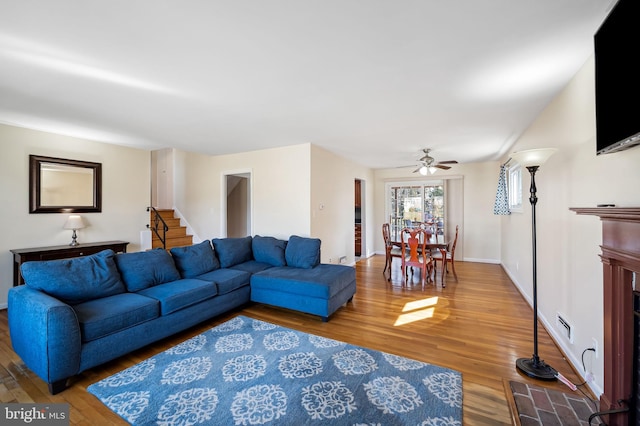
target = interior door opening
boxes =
[355,179,364,260]
[225,173,251,237]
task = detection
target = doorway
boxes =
[224,172,252,237]
[355,179,364,259]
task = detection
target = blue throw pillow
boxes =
[285,235,321,269]
[21,249,125,305]
[170,241,220,278]
[212,236,253,268]
[252,235,287,267]
[114,248,181,292]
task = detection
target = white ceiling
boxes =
[0,1,613,169]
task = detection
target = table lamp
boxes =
[63,215,86,246]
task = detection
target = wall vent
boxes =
[556,313,573,343]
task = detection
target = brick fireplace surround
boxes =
[571,207,640,426]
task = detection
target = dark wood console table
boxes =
[10,240,129,286]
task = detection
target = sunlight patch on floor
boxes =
[394,296,438,326]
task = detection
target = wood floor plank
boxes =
[0,256,594,424]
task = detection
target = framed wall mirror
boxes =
[29,155,102,213]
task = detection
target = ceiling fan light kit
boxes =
[418,165,438,175]
[413,149,458,175]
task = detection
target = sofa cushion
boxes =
[251,264,355,299]
[21,249,125,305]
[137,278,218,315]
[73,293,160,342]
[229,260,274,274]
[194,268,251,295]
[212,236,253,268]
[170,241,220,278]
[252,235,287,267]
[115,249,181,292]
[284,235,321,269]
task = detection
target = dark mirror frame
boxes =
[29,155,102,213]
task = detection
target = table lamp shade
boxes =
[63,215,85,230]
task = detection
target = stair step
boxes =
[152,227,187,239]
[152,235,193,249]
[153,209,177,219]
[150,212,181,227]
[157,217,181,228]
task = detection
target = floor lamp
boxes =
[511,148,558,381]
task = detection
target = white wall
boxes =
[173,144,311,242]
[0,124,151,307]
[172,143,375,265]
[310,145,375,265]
[502,56,640,397]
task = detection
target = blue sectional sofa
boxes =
[7,235,356,394]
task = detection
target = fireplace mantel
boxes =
[570,207,640,222]
[570,206,640,426]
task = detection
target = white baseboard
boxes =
[502,264,603,398]
[462,257,500,264]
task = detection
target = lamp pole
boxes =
[515,166,556,380]
[511,148,558,381]
[70,229,79,246]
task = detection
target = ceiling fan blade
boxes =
[412,167,421,173]
[434,164,451,170]
[437,160,458,164]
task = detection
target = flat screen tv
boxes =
[594,0,640,155]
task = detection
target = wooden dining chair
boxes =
[433,225,459,285]
[400,227,433,287]
[382,223,404,281]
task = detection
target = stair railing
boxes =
[147,207,169,249]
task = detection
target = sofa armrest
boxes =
[8,286,81,386]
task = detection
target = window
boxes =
[387,182,445,240]
[508,164,523,212]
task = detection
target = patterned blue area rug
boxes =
[88,315,462,425]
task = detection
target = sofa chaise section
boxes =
[248,235,356,321]
[251,263,356,321]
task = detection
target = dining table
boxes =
[391,233,449,251]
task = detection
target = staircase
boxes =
[149,209,193,249]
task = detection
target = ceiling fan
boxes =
[413,149,458,175]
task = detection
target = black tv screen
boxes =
[594,0,640,155]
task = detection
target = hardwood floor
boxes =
[0,256,593,425]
